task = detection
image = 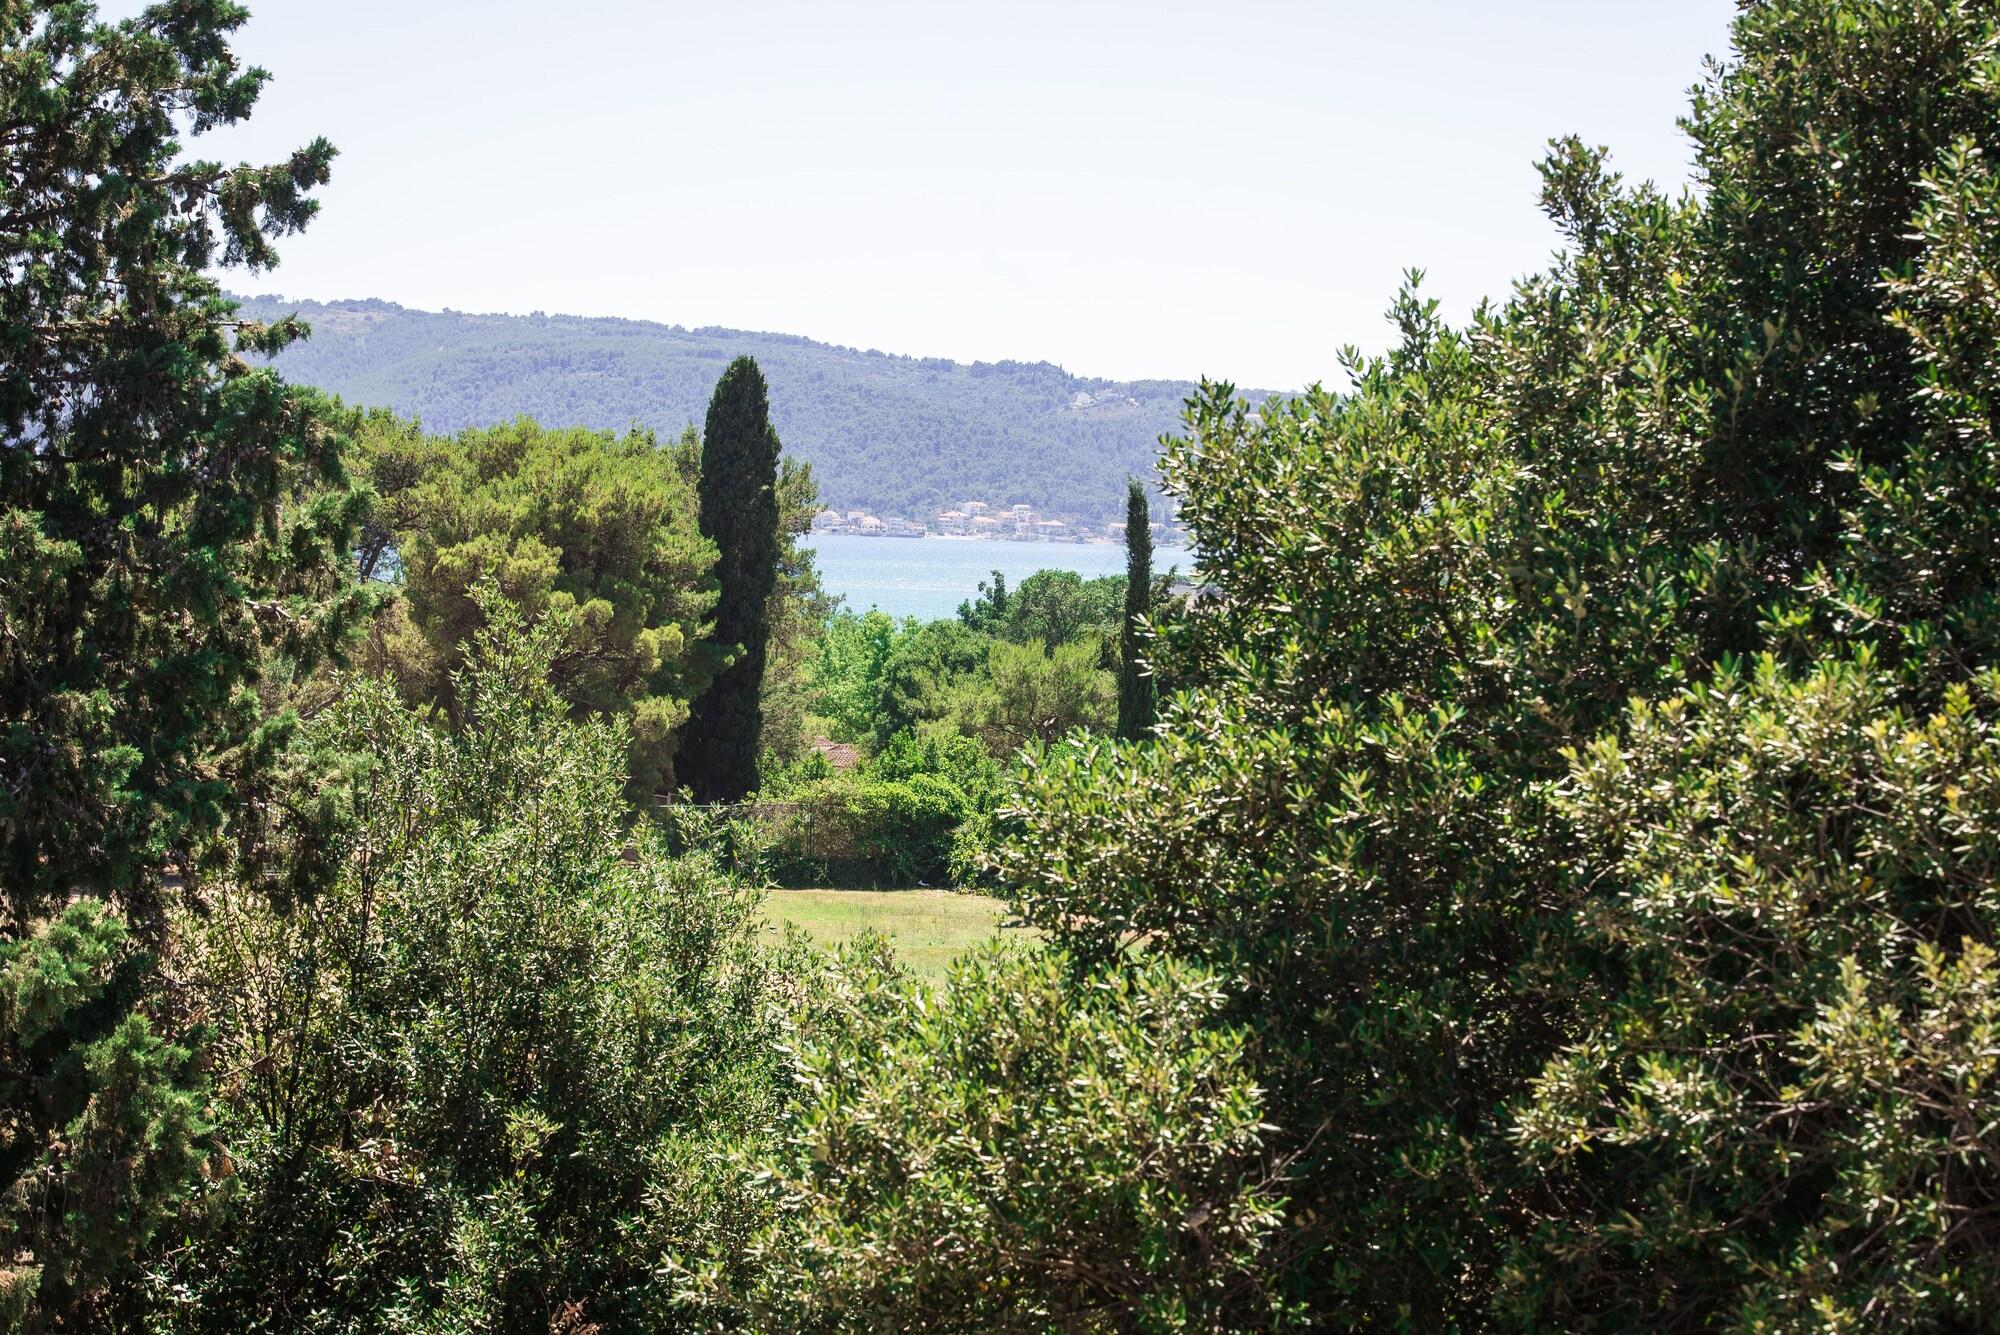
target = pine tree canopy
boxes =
[1,0,369,920]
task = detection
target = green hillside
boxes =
[235,295,1249,520]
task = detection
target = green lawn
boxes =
[763,889,1025,978]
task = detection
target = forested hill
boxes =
[234,295,1253,519]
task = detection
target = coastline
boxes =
[803,532,1193,620]
[812,528,1154,550]
[813,503,1184,550]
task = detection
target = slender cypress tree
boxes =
[681,356,782,802]
[1116,479,1156,740]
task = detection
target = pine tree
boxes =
[1116,479,1155,740]
[0,2,366,1316]
[681,357,782,802]
[355,415,718,800]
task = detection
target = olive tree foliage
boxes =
[994,2,2000,1328]
[0,2,368,1323]
[145,594,803,1333]
[1522,653,2000,1330]
[697,942,1294,1334]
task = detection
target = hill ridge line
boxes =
[230,293,1271,521]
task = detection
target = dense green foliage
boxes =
[705,944,1290,1333]
[763,729,1002,886]
[682,357,782,803]
[812,572,1124,757]
[145,599,800,1332]
[956,637,1114,753]
[1118,478,1156,739]
[990,2,2000,1327]
[807,608,903,744]
[0,902,207,1326]
[869,725,1001,802]
[793,584,1120,886]
[761,455,836,766]
[869,617,992,746]
[0,2,367,1320]
[353,414,717,797]
[349,409,826,794]
[958,567,1126,646]
[0,1,363,913]
[232,295,1218,520]
[781,771,976,887]
[20,1,2000,1331]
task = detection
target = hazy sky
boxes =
[126,1,1740,388]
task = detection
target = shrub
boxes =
[871,727,1002,804]
[993,3,2000,1327]
[761,773,971,887]
[1509,656,2000,1327]
[702,944,1294,1333]
[144,595,802,1333]
[843,774,970,885]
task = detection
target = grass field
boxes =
[763,889,1025,978]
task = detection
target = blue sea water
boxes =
[804,534,1192,622]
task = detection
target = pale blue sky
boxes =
[127,1,1739,387]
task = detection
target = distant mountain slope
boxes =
[235,296,1254,520]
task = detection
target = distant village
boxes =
[811,498,1190,547]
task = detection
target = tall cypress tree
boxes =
[1116,478,1156,740]
[682,356,782,802]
